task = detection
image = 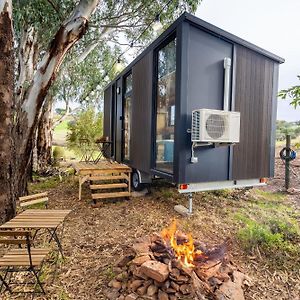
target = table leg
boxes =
[47,227,64,259]
[0,268,11,294]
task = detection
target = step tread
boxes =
[90,183,128,190]
[90,175,128,181]
[92,192,131,200]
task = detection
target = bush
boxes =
[66,108,103,155]
[237,215,300,256]
[53,146,65,161]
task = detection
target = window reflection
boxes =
[124,74,132,161]
[155,39,176,174]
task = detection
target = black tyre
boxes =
[131,170,145,191]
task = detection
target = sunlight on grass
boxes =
[29,176,61,193]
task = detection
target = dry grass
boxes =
[1,173,300,300]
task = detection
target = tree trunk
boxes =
[0,0,16,223]
[37,95,53,171]
[13,0,99,194]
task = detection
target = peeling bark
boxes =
[14,0,99,192]
[0,0,15,223]
[16,26,38,107]
[37,95,53,171]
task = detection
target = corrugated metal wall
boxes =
[232,45,277,179]
[130,52,153,173]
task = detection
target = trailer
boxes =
[103,12,284,195]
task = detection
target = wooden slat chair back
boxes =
[18,192,48,209]
[0,230,50,297]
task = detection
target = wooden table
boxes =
[0,210,71,257]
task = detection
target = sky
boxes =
[196,0,300,121]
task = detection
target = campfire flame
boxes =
[161,220,205,268]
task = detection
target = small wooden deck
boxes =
[73,161,132,201]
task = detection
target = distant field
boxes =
[53,118,71,146]
[276,138,299,147]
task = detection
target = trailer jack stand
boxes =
[174,193,193,216]
[188,192,193,214]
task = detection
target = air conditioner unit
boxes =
[191,109,240,143]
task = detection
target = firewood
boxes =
[108,233,246,300]
[136,285,147,296]
[131,255,151,266]
[128,279,143,291]
[117,253,135,267]
[170,281,180,291]
[140,261,169,283]
[158,289,169,300]
[147,284,158,296]
[179,283,192,295]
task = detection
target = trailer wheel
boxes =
[131,170,145,191]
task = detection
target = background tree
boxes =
[32,0,201,170]
[278,75,300,107]
[0,0,201,222]
[67,108,103,156]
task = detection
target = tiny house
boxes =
[103,13,284,193]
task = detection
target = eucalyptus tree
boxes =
[0,0,14,223]
[0,0,98,222]
[0,0,201,222]
[35,0,201,170]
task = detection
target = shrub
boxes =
[66,108,103,156]
[237,215,300,256]
[53,146,65,161]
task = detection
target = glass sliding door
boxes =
[155,38,176,174]
[123,73,132,161]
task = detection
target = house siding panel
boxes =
[232,45,276,179]
[130,52,153,173]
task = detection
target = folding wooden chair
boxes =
[0,230,50,298]
[18,192,49,209]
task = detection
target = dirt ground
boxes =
[2,149,300,300]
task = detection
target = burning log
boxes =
[105,221,249,300]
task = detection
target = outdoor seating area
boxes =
[0,193,71,298]
[79,137,112,164]
[1,1,300,299]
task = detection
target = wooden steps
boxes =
[90,183,128,190]
[74,161,132,201]
[92,191,130,200]
[90,174,128,181]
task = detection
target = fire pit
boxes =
[105,220,250,300]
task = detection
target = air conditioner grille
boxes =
[191,109,240,143]
[205,114,226,139]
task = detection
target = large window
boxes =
[155,38,176,174]
[123,73,132,161]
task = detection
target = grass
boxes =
[276,138,300,147]
[231,189,300,266]
[11,175,299,300]
[53,119,70,133]
[53,119,70,146]
[29,176,62,193]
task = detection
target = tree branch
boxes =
[46,0,63,20]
